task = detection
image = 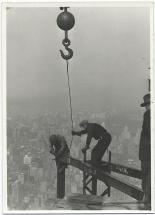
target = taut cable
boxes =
[66,60,74,149]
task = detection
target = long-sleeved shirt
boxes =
[50,136,69,157]
[75,123,111,147]
[139,109,151,161]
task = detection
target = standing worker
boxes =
[72,120,112,166]
[139,94,151,209]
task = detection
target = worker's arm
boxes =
[82,137,92,154]
[72,129,87,136]
[50,144,56,155]
[141,111,150,141]
[82,131,92,153]
[85,133,92,148]
[56,140,66,159]
[144,111,150,140]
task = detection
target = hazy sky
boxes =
[7,6,150,111]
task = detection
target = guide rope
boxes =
[66,60,74,149]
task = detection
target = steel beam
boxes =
[101,161,142,179]
[69,157,143,201]
[95,169,143,200]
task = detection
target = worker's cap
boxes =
[141,93,150,107]
[79,120,88,127]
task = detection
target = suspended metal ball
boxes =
[57,11,75,31]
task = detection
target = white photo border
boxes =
[1,0,155,214]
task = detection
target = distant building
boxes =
[18,173,24,184]
[11,180,21,208]
[23,154,31,165]
[20,164,30,181]
[101,121,106,128]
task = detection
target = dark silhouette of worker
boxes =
[49,135,69,173]
[72,120,112,166]
[139,94,151,209]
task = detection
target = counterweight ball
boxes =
[57,11,75,31]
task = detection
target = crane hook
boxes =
[57,7,75,60]
[60,38,73,60]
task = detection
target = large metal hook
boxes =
[60,38,73,60]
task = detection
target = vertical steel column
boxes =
[57,165,65,199]
[148,78,150,92]
[108,151,111,197]
[92,177,97,195]
[83,152,87,194]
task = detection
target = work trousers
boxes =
[91,133,111,166]
[141,160,151,206]
[55,147,70,168]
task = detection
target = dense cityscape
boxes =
[7,103,143,210]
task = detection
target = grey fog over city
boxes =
[7,5,151,210]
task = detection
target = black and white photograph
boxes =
[1,1,154,212]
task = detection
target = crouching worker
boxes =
[72,120,112,166]
[49,135,70,173]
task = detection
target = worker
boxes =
[139,93,151,209]
[72,120,112,166]
[49,135,69,173]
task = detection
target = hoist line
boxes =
[66,60,74,149]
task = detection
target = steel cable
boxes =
[66,60,74,149]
